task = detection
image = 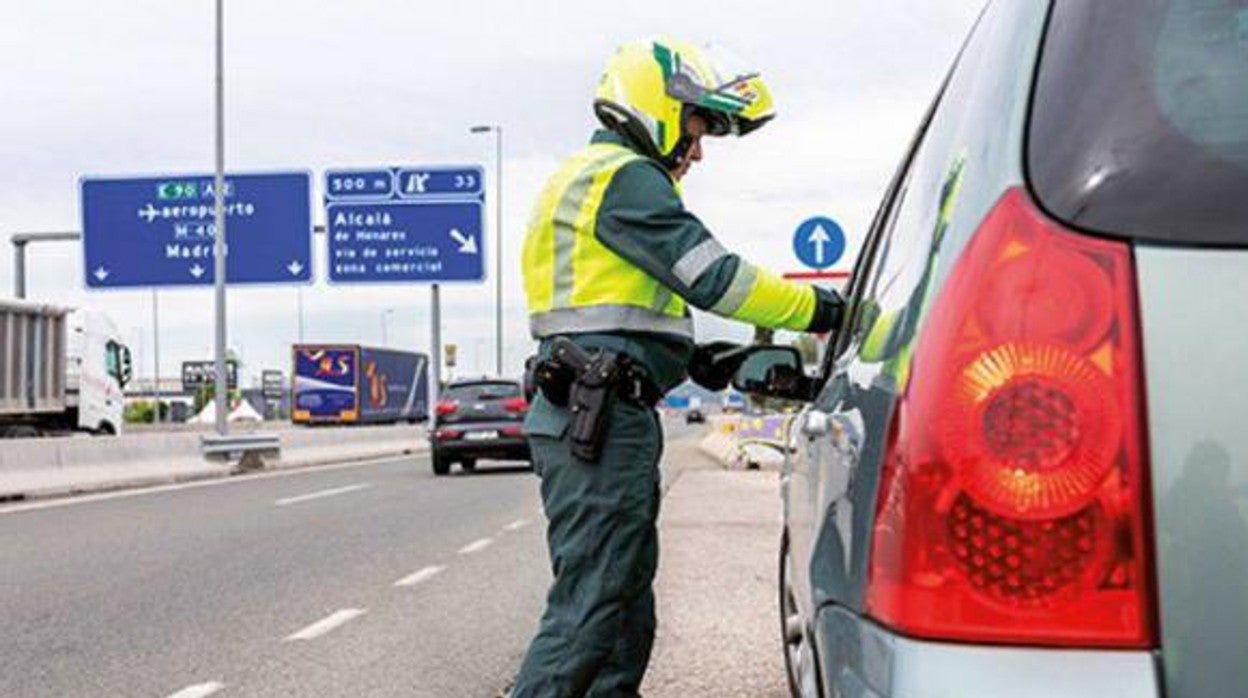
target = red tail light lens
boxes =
[434,428,462,440]
[502,397,529,413]
[435,400,458,416]
[866,188,1155,648]
[501,425,524,437]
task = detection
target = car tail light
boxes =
[865,188,1155,648]
[501,425,524,437]
[434,428,462,441]
[435,400,458,416]
[502,397,528,413]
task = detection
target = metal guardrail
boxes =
[199,432,280,459]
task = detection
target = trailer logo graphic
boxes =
[365,361,388,410]
[294,348,358,421]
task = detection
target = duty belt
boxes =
[530,337,662,462]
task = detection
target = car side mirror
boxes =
[730,345,815,402]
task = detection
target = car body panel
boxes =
[817,605,1159,698]
[1136,246,1248,698]
[789,0,1050,624]
[781,1,1248,694]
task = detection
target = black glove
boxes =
[807,286,846,334]
[687,341,747,392]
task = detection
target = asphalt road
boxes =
[0,418,705,698]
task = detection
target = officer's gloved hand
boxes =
[688,341,745,391]
[808,286,847,335]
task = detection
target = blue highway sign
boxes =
[325,166,484,284]
[792,216,846,271]
[81,172,312,288]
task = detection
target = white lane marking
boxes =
[503,518,529,532]
[284,608,367,641]
[394,564,446,587]
[458,537,494,555]
[0,453,423,516]
[274,483,371,507]
[165,682,225,698]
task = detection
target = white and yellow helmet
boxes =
[594,37,776,169]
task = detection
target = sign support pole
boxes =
[14,241,26,300]
[430,284,442,413]
[9,232,83,300]
[212,0,229,436]
[296,287,305,343]
[493,127,503,378]
[152,289,162,423]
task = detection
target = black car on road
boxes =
[430,379,530,475]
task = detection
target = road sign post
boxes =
[323,166,485,284]
[181,360,239,393]
[80,172,313,288]
[431,284,442,416]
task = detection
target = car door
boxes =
[784,117,931,617]
[801,163,922,612]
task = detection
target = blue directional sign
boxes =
[324,166,484,284]
[80,172,312,288]
[792,216,846,270]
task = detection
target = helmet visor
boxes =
[660,42,773,136]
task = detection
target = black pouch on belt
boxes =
[531,356,574,407]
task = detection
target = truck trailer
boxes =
[291,344,428,425]
[0,300,131,437]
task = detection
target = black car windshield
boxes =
[444,382,520,401]
[1029,0,1248,245]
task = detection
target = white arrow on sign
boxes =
[189,264,206,279]
[93,267,110,282]
[809,223,833,265]
[449,228,478,254]
[287,260,304,276]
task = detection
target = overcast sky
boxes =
[0,0,984,385]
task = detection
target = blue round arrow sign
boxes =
[792,216,845,270]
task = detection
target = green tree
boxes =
[124,400,154,424]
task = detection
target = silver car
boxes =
[741,1,1248,696]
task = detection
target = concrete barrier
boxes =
[0,423,428,501]
[697,414,791,470]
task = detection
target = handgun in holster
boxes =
[532,337,621,464]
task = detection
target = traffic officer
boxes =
[511,37,844,697]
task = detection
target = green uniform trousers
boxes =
[511,393,663,698]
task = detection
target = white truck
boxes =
[0,300,131,437]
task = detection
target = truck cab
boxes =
[66,309,130,435]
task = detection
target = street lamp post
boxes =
[469,124,503,377]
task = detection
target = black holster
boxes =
[531,337,628,463]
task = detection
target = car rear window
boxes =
[1029,0,1248,245]
[444,382,520,401]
